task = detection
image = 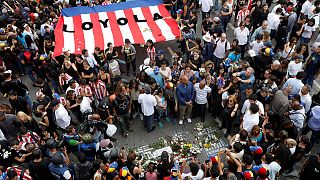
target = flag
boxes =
[53,0,180,56]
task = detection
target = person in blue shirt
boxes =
[176,75,194,125]
[150,66,164,88]
[303,46,320,87]
[232,67,255,92]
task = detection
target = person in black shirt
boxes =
[202,16,213,35]
[34,78,53,99]
[188,10,198,33]
[281,119,298,140]
[8,90,31,115]
[112,93,134,138]
[29,148,55,180]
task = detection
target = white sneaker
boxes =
[187,118,192,123]
[179,120,184,125]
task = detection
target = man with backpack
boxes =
[213,33,230,68]
[48,152,73,180]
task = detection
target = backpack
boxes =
[73,163,92,180]
[213,38,229,55]
[97,146,111,162]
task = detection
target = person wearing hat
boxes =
[202,33,214,61]
[121,38,136,76]
[150,66,165,88]
[155,49,169,67]
[139,58,153,75]
[96,139,113,162]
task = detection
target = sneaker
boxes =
[158,122,164,128]
[140,114,143,121]
[179,120,184,125]
[122,133,128,138]
[187,118,192,123]
[165,117,171,122]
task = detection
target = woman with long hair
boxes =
[146,39,156,66]
[282,37,297,59]
[17,111,40,133]
[25,35,38,51]
[222,95,238,138]
[129,79,142,120]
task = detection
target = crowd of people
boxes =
[0,0,320,179]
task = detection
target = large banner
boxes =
[53,0,180,56]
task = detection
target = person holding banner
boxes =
[121,39,137,76]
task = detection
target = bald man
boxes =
[176,75,194,125]
[194,80,212,122]
[287,101,306,132]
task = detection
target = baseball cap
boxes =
[50,99,59,107]
[250,146,263,155]
[99,139,111,148]
[176,9,183,15]
[157,49,164,55]
[124,38,131,44]
[4,70,12,74]
[62,47,70,52]
[243,170,254,180]
[107,162,118,173]
[272,60,280,65]
[213,17,220,22]
[154,66,160,73]
[209,154,219,164]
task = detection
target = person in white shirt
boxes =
[301,0,314,18]
[194,81,211,122]
[283,71,305,95]
[199,0,213,20]
[159,62,172,81]
[181,161,204,180]
[139,58,153,75]
[82,49,99,73]
[263,154,281,180]
[213,33,231,67]
[250,34,264,57]
[287,101,306,132]
[234,22,250,58]
[300,84,312,113]
[287,55,303,78]
[268,8,282,38]
[138,87,157,132]
[241,104,260,133]
[52,100,71,130]
[241,94,265,116]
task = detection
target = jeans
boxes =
[300,37,311,44]
[303,73,316,87]
[25,65,36,82]
[24,93,33,110]
[117,113,131,135]
[144,114,154,131]
[197,103,207,122]
[213,0,221,11]
[126,58,136,75]
[179,104,193,120]
[270,29,277,39]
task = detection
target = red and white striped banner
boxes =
[53,0,180,56]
